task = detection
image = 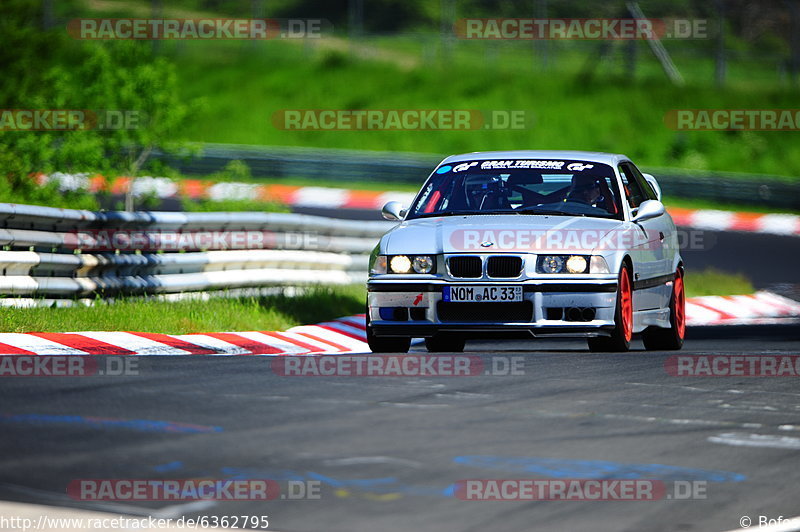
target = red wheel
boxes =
[674,269,686,340]
[619,267,633,343]
[642,267,685,351]
[588,264,633,352]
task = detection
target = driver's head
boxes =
[569,174,602,204]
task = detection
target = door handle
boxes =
[659,232,665,241]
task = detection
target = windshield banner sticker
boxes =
[453,161,480,172]
[479,160,565,170]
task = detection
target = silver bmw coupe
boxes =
[367,151,685,353]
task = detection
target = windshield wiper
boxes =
[413,209,525,219]
[513,207,581,216]
[413,210,477,219]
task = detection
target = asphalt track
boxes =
[1,325,799,532]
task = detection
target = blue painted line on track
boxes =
[453,456,746,482]
[0,414,222,434]
[153,461,185,472]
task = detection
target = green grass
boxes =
[181,196,291,212]
[684,268,754,298]
[51,0,800,181]
[0,179,100,210]
[0,285,366,334]
[160,38,800,179]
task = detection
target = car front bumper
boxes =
[367,279,619,338]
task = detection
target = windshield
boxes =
[408,159,623,220]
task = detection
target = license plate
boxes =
[443,285,523,303]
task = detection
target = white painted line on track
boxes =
[336,315,367,329]
[691,210,736,230]
[76,332,194,356]
[708,432,800,450]
[757,214,800,235]
[685,302,725,324]
[169,334,251,355]
[274,331,345,352]
[0,334,88,355]
[233,331,310,354]
[293,186,349,207]
[318,321,369,339]
[288,325,369,351]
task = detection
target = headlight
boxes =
[389,255,412,274]
[537,255,590,274]
[370,255,387,274]
[566,255,588,274]
[539,255,564,273]
[412,255,434,274]
[383,255,436,274]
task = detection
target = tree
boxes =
[0,2,197,210]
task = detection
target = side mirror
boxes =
[642,173,662,201]
[632,199,665,223]
[381,201,407,221]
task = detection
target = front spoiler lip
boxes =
[370,323,615,338]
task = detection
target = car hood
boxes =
[381,214,628,255]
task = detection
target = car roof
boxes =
[440,150,630,166]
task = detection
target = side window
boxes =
[618,164,646,209]
[627,163,658,201]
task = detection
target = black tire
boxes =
[642,268,685,351]
[366,309,411,353]
[588,264,633,353]
[424,333,466,353]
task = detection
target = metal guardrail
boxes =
[0,203,391,299]
[156,144,442,184]
[154,143,800,210]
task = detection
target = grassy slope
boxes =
[684,268,754,298]
[166,38,800,178]
[0,286,366,334]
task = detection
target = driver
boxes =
[566,174,602,206]
[471,177,510,210]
